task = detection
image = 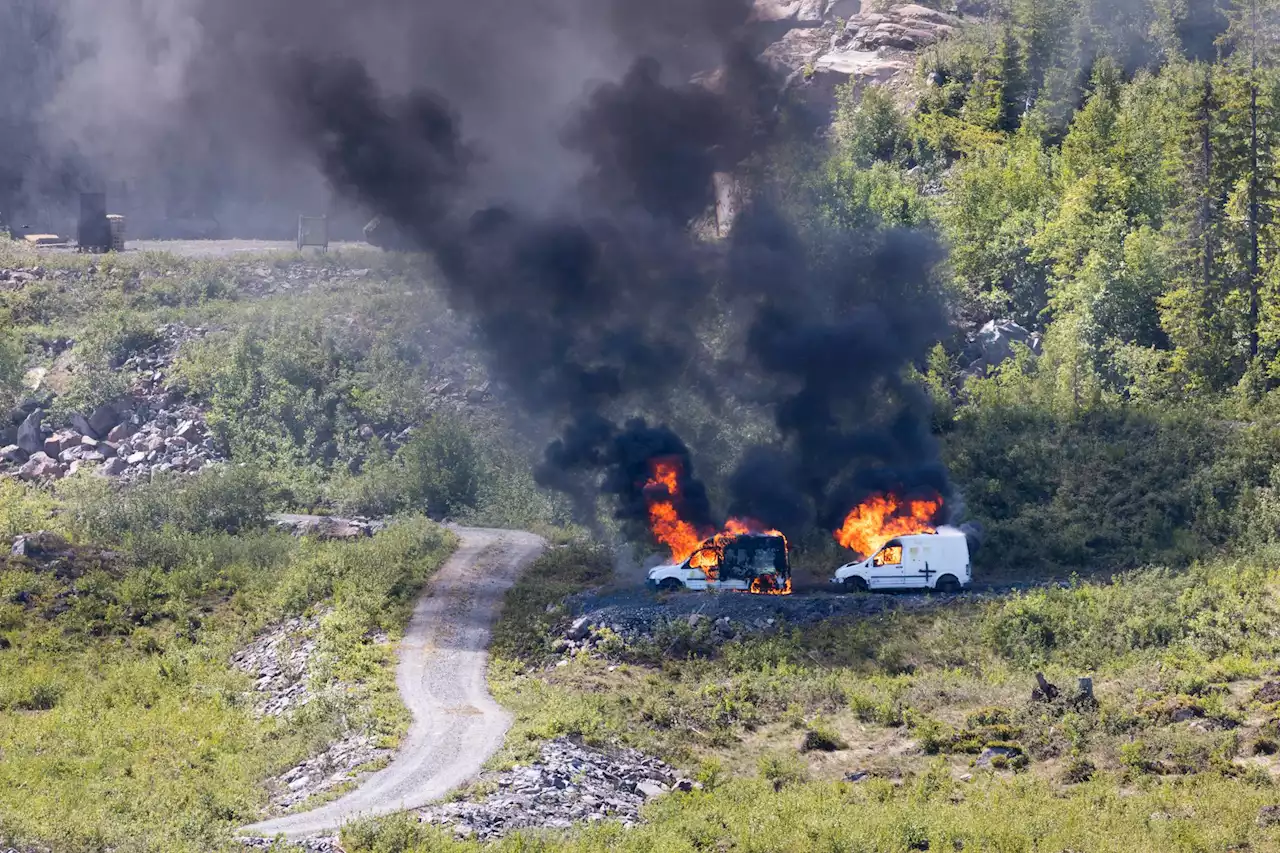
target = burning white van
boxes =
[832,525,971,592]
[647,532,791,594]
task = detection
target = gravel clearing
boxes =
[566,587,956,645]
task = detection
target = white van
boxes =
[647,533,790,593]
[832,526,971,592]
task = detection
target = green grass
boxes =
[0,477,456,853]
[338,543,1280,852]
[342,772,1280,852]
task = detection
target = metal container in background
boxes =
[78,192,111,252]
[106,215,126,252]
[297,215,329,252]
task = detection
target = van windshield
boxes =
[873,545,903,567]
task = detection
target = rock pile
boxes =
[271,515,385,541]
[232,616,321,718]
[565,588,949,649]
[415,738,687,840]
[240,837,344,853]
[0,266,43,288]
[268,733,391,813]
[234,613,395,812]
[0,324,223,484]
[961,319,1043,380]
[237,263,375,299]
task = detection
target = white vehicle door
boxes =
[899,543,931,589]
[867,542,906,589]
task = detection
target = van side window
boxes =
[874,545,903,567]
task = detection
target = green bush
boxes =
[398,415,482,518]
[59,465,270,541]
[800,720,848,752]
[51,312,161,418]
[758,751,809,791]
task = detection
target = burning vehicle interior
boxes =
[647,530,791,593]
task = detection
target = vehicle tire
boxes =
[658,578,683,592]
[843,576,869,593]
[935,575,961,593]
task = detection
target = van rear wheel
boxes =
[843,576,869,593]
[658,578,683,592]
[935,575,961,593]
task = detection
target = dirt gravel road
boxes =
[129,239,379,258]
[240,526,545,839]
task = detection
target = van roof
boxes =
[897,526,965,541]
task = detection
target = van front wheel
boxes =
[843,576,869,593]
[658,578,683,592]
[935,575,961,593]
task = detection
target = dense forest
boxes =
[783,0,1280,573]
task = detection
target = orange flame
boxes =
[835,493,943,557]
[645,457,712,564]
[643,458,791,594]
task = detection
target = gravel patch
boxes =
[566,587,952,646]
[233,613,393,814]
[415,737,688,840]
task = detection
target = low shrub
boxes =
[800,720,848,752]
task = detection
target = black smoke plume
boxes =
[1,0,957,552]
[278,0,955,548]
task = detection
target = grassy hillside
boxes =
[0,473,455,853]
[341,542,1280,852]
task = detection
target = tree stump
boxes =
[1032,672,1059,702]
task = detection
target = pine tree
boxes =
[1217,0,1280,364]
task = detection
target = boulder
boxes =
[751,0,825,24]
[16,410,43,455]
[89,403,123,438]
[635,780,668,798]
[11,530,69,558]
[566,617,592,642]
[100,457,127,477]
[894,3,959,25]
[54,430,82,452]
[68,412,96,439]
[106,423,133,443]
[973,319,1033,367]
[42,435,61,457]
[18,452,62,481]
[0,445,26,463]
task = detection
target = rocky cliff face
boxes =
[754,0,964,112]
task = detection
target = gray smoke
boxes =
[2,0,958,549]
[0,0,715,235]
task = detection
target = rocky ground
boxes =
[414,737,689,841]
[0,323,223,484]
[561,586,953,650]
[240,838,344,852]
[756,0,969,109]
[232,614,393,815]
[0,258,378,296]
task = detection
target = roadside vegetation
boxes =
[343,542,1280,852]
[0,472,455,853]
